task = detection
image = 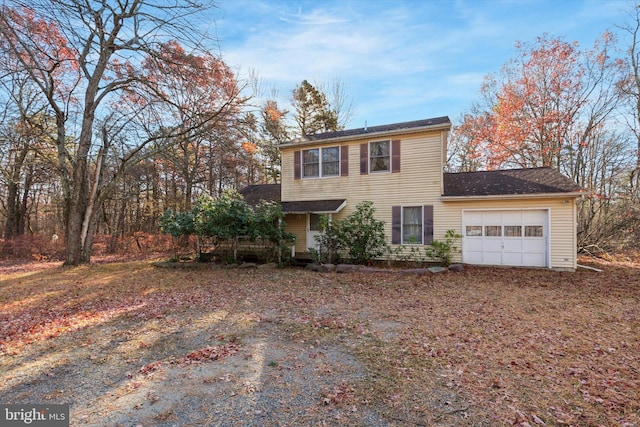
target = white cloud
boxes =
[215,0,631,126]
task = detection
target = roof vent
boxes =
[364,121,367,132]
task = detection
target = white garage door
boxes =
[462,210,548,267]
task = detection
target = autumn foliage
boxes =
[454,33,623,170]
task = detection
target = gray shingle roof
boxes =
[281,199,346,214]
[238,184,281,206]
[443,167,583,197]
[239,184,345,213]
[285,116,451,144]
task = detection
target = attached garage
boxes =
[442,168,584,270]
[462,209,548,267]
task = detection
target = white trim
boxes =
[401,205,424,245]
[442,193,582,201]
[301,146,341,179]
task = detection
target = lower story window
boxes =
[402,206,423,244]
[392,205,433,245]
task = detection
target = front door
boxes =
[306,214,322,252]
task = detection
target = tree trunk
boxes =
[4,181,18,240]
[64,118,93,265]
[64,165,88,265]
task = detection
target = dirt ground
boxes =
[1,255,639,426]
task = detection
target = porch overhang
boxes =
[281,199,346,214]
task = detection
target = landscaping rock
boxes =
[305,263,320,271]
[448,263,464,272]
[318,263,336,273]
[336,264,358,273]
[428,266,448,274]
[238,262,258,269]
[258,263,278,270]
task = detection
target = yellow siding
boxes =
[281,129,444,241]
[440,198,577,270]
[284,213,307,253]
[280,128,578,270]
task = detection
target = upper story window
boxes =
[302,146,340,178]
[369,140,390,172]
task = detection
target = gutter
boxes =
[440,192,585,201]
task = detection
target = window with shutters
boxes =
[402,206,423,244]
[301,146,340,178]
[369,140,390,172]
[392,205,433,245]
[361,140,399,174]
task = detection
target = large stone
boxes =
[238,262,258,269]
[428,266,448,274]
[258,263,278,270]
[318,263,336,273]
[305,263,320,271]
[448,263,464,272]
[336,264,358,273]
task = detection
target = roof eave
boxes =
[282,200,347,214]
[440,191,585,201]
[278,122,451,149]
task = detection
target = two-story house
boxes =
[241,116,583,270]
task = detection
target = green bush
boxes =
[160,190,294,265]
[311,201,386,265]
[424,229,462,266]
[340,201,386,264]
[309,214,345,264]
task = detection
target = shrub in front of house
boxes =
[312,201,386,265]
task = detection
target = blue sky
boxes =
[212,0,630,129]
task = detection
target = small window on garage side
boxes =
[466,226,482,236]
[504,225,522,237]
[485,225,502,237]
[525,225,543,237]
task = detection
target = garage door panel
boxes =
[465,239,483,251]
[483,238,502,251]
[524,239,545,252]
[462,210,548,268]
[503,239,523,251]
[483,212,502,223]
[465,251,483,264]
[502,252,523,266]
[502,211,522,224]
[483,251,502,265]
[523,252,546,266]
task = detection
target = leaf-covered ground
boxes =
[1,257,639,426]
